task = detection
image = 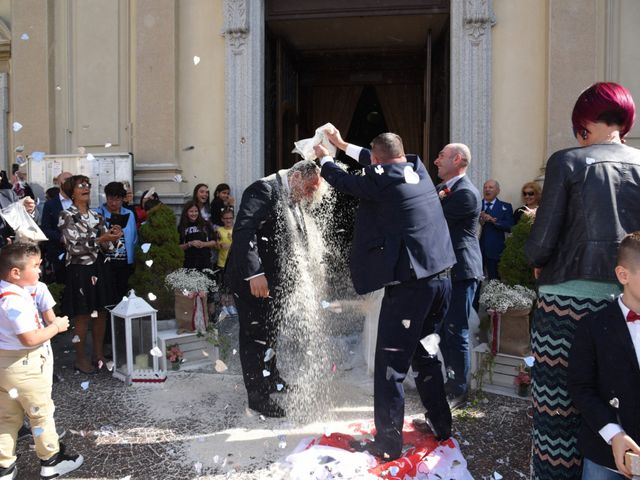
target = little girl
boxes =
[210,183,235,227]
[178,200,218,270]
[215,208,237,316]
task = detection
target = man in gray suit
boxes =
[434,143,483,409]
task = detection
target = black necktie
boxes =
[484,201,493,212]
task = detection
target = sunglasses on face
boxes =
[76,182,92,189]
[522,191,535,196]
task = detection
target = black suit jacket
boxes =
[39,196,64,261]
[438,176,483,282]
[568,300,640,470]
[321,149,456,295]
[225,170,304,297]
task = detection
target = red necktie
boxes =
[627,310,640,322]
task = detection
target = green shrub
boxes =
[498,215,535,289]
[128,204,184,319]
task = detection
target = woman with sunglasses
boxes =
[58,175,122,374]
[513,181,541,224]
[525,82,640,479]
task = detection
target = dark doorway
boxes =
[264,1,450,178]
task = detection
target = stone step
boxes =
[157,328,218,372]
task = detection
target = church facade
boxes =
[1,0,638,207]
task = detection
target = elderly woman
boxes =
[95,181,138,301]
[525,82,640,479]
[513,181,541,224]
[58,175,122,374]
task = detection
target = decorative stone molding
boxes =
[450,0,496,189]
[0,19,11,62]
[223,0,265,194]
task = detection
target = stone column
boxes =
[223,0,265,194]
[450,0,496,188]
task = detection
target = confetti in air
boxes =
[20,33,29,40]
[8,388,18,399]
[403,165,419,184]
[71,335,80,344]
[193,55,201,65]
[86,153,95,161]
[149,346,162,357]
[12,122,23,132]
[141,243,151,253]
[145,260,153,267]
[148,292,157,301]
[90,310,98,318]
[401,319,411,329]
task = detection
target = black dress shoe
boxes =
[349,440,400,461]
[248,398,286,418]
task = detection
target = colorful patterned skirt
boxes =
[531,292,612,479]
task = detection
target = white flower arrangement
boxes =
[165,268,217,294]
[479,279,536,313]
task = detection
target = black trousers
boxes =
[374,275,452,457]
[234,287,282,402]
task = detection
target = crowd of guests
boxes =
[0,173,238,478]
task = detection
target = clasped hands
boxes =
[100,224,123,243]
[479,211,497,225]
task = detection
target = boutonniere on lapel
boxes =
[438,187,451,200]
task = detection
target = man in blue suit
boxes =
[479,179,514,280]
[314,130,456,461]
[39,171,73,283]
[434,144,483,409]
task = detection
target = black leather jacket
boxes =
[525,143,640,286]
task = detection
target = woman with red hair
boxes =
[525,82,640,479]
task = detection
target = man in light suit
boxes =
[225,160,322,418]
[479,179,514,280]
[434,144,483,409]
[314,130,456,461]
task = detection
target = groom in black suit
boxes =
[434,143,483,409]
[225,160,322,418]
[314,130,456,461]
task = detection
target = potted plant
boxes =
[514,364,532,397]
[166,344,184,371]
[165,268,217,334]
[479,279,536,356]
[479,215,537,356]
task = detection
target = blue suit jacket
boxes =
[438,176,483,281]
[479,198,514,260]
[39,196,64,262]
[321,149,456,295]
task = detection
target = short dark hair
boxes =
[104,181,126,198]
[0,242,40,278]
[61,175,90,199]
[572,82,636,139]
[214,183,231,196]
[618,232,640,270]
[370,133,405,161]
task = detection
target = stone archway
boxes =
[222,0,495,192]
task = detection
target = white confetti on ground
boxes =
[80,381,90,391]
[214,360,228,373]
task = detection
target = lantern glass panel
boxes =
[113,317,128,376]
[132,315,154,370]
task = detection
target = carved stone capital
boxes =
[223,0,248,34]
[463,0,496,44]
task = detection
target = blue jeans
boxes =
[582,458,624,480]
[439,278,479,396]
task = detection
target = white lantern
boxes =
[109,290,166,384]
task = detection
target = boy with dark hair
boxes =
[0,243,83,480]
[568,232,640,478]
